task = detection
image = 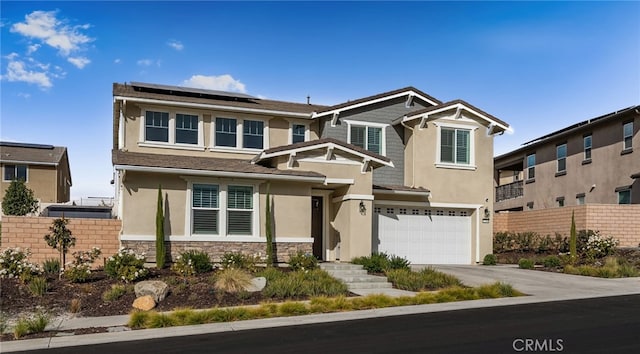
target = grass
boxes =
[102,284,128,302]
[27,276,48,297]
[12,311,50,339]
[128,282,523,330]
[386,267,462,291]
[262,269,349,298]
[563,257,639,278]
[213,268,253,293]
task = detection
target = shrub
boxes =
[220,252,258,272]
[518,258,534,269]
[1,179,39,216]
[386,267,462,291]
[387,255,411,270]
[102,284,127,302]
[287,251,318,271]
[0,247,42,279]
[213,268,253,293]
[582,232,618,260]
[155,185,166,269]
[105,248,149,283]
[42,258,61,275]
[482,254,497,265]
[263,269,348,298]
[64,247,102,283]
[172,250,213,276]
[542,255,561,268]
[13,311,49,339]
[351,252,390,273]
[28,276,48,296]
[69,299,82,313]
[255,266,286,282]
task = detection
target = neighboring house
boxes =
[112,82,510,264]
[494,105,640,212]
[0,141,72,206]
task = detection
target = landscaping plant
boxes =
[43,216,76,272]
[0,247,42,280]
[287,251,318,271]
[171,250,213,276]
[351,252,411,273]
[220,252,258,272]
[105,248,149,282]
[155,185,166,269]
[42,258,61,275]
[1,179,39,216]
[518,258,534,269]
[64,247,102,283]
[265,182,275,267]
[482,254,497,265]
[569,211,577,264]
[213,268,253,293]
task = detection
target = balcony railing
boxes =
[496,180,523,202]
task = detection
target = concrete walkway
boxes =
[3,265,639,352]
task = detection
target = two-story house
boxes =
[494,105,640,212]
[0,141,72,208]
[112,82,510,264]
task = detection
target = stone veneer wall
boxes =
[494,204,640,247]
[121,240,312,263]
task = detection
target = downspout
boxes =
[476,206,481,263]
[118,100,126,150]
[400,117,415,188]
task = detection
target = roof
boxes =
[112,150,325,179]
[252,138,393,168]
[113,82,328,115]
[313,86,442,117]
[396,99,510,130]
[373,184,431,193]
[0,141,68,165]
[631,172,640,179]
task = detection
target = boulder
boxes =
[132,295,156,311]
[244,277,266,292]
[134,280,169,303]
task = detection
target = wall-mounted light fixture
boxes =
[359,201,366,215]
[484,207,490,219]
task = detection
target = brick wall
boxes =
[1,216,121,268]
[494,204,640,247]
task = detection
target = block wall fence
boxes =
[494,204,640,247]
[0,216,121,268]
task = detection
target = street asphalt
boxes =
[2,264,639,353]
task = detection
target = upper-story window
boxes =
[213,117,267,151]
[346,120,387,155]
[583,134,592,161]
[215,118,238,147]
[623,121,633,151]
[526,153,535,180]
[556,144,567,173]
[145,111,169,142]
[3,164,28,181]
[175,114,199,145]
[291,124,306,144]
[243,120,264,149]
[441,128,470,164]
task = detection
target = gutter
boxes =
[113,164,326,183]
[0,160,58,166]
[373,189,431,197]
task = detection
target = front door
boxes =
[311,196,323,260]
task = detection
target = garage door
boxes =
[373,207,471,264]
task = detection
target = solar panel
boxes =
[0,141,54,150]
[130,82,257,100]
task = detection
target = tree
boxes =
[265,182,275,267]
[156,185,166,268]
[44,215,76,276]
[1,179,39,216]
[569,211,577,264]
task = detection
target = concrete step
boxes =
[321,263,394,291]
[323,269,368,276]
[319,263,364,271]
[331,275,389,283]
[347,282,394,289]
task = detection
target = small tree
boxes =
[265,182,275,267]
[155,185,166,269]
[2,179,39,216]
[44,215,76,276]
[569,211,577,264]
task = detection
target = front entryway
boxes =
[311,196,323,260]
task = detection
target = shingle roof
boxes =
[260,137,392,164]
[400,99,510,129]
[631,172,640,179]
[112,150,325,178]
[373,184,431,193]
[0,142,67,165]
[315,86,442,114]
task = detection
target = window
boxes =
[556,197,565,207]
[176,114,199,145]
[227,186,253,235]
[386,208,395,214]
[460,211,468,217]
[215,118,237,147]
[448,211,456,216]
[623,122,633,150]
[243,120,264,149]
[526,154,536,180]
[399,208,407,215]
[556,144,567,173]
[576,194,585,205]
[349,125,383,154]
[618,188,631,204]
[145,111,169,142]
[583,135,592,160]
[3,164,27,181]
[436,210,444,216]
[424,209,432,216]
[526,202,534,210]
[374,207,381,214]
[192,184,219,234]
[412,209,419,215]
[440,128,470,164]
[292,124,306,144]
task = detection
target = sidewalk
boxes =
[3,265,639,352]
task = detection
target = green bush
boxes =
[28,276,48,296]
[0,247,42,279]
[287,251,318,271]
[1,179,39,216]
[105,248,149,283]
[220,252,258,272]
[387,255,411,270]
[263,269,348,298]
[102,284,128,302]
[171,250,213,276]
[255,266,286,282]
[482,254,497,265]
[42,258,61,275]
[386,267,462,291]
[518,258,534,269]
[352,252,410,273]
[63,247,102,283]
[542,255,561,268]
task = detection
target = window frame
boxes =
[623,121,633,151]
[3,164,28,182]
[175,113,200,145]
[617,189,631,205]
[211,117,269,153]
[345,120,388,155]
[583,134,592,161]
[139,107,204,149]
[526,153,536,181]
[556,143,567,174]
[242,120,265,150]
[191,184,220,235]
[289,122,308,144]
[434,122,477,170]
[185,179,260,239]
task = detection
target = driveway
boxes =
[416,264,640,301]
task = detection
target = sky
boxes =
[1,1,639,201]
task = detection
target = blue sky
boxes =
[1,1,639,200]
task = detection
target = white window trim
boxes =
[210,116,269,152]
[623,122,633,150]
[184,178,260,239]
[556,144,567,172]
[344,120,388,155]
[288,122,310,144]
[583,135,592,160]
[434,122,477,170]
[2,164,28,182]
[138,106,204,148]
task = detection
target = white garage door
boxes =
[373,207,471,264]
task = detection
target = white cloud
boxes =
[182,74,246,93]
[3,56,52,89]
[167,40,183,51]
[114,58,121,64]
[11,10,93,56]
[137,59,161,67]
[27,44,41,54]
[17,92,31,99]
[67,56,90,69]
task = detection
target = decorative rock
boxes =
[134,280,169,303]
[132,295,156,311]
[244,277,266,292]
